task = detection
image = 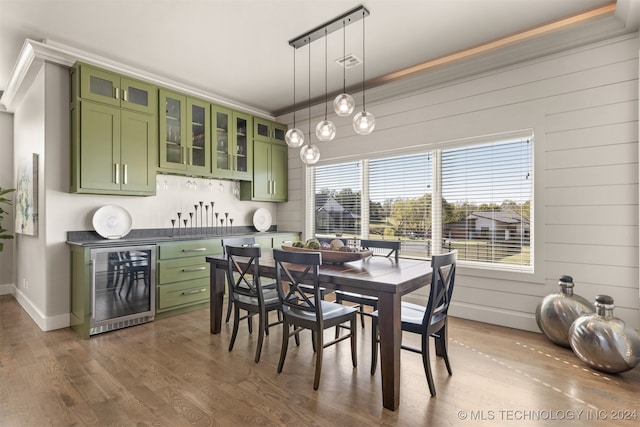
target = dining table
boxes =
[206,249,432,411]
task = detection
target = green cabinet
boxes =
[156,239,222,316]
[212,105,252,180]
[71,63,157,196]
[77,63,156,114]
[253,117,287,144]
[241,139,288,202]
[159,90,211,175]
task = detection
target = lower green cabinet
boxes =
[156,239,221,316]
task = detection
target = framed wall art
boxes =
[15,153,38,236]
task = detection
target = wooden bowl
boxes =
[281,245,373,264]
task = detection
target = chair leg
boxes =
[255,310,266,363]
[359,304,365,328]
[370,317,378,375]
[229,306,241,352]
[422,333,436,397]
[350,317,358,368]
[434,326,452,375]
[277,320,290,373]
[225,284,233,323]
[313,330,323,390]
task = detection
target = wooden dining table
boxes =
[206,250,432,411]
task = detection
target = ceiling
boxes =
[1,0,638,116]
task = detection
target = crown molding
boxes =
[0,38,274,119]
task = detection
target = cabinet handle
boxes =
[115,163,120,184]
[182,248,207,252]
[122,89,128,102]
[114,87,119,100]
[181,266,207,272]
[181,288,207,296]
[123,164,128,185]
[272,181,276,195]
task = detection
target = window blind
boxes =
[369,153,432,258]
[312,161,362,239]
[441,139,532,268]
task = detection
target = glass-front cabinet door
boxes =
[233,111,252,180]
[79,64,155,114]
[159,90,187,170]
[187,98,210,175]
[212,105,252,180]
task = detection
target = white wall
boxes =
[0,112,14,291]
[6,63,279,331]
[278,33,640,332]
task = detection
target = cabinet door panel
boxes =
[80,67,120,107]
[252,140,271,200]
[233,112,252,180]
[187,99,210,174]
[80,101,120,191]
[271,143,288,201]
[121,110,156,193]
[159,90,187,170]
[121,77,157,114]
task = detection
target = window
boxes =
[307,136,533,271]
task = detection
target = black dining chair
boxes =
[222,237,277,325]
[370,250,457,397]
[334,239,401,327]
[225,244,282,363]
[273,248,358,390]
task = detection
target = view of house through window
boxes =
[310,136,533,270]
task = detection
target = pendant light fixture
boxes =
[333,19,355,117]
[315,28,336,141]
[287,5,371,164]
[353,10,375,135]
[300,37,320,165]
[285,48,304,147]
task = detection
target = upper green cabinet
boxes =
[240,139,287,202]
[253,117,287,144]
[70,63,157,196]
[212,105,252,180]
[78,63,156,114]
[159,90,211,175]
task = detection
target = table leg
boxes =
[377,291,402,410]
[209,263,225,334]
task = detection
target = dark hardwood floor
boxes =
[1,294,638,426]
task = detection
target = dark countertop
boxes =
[67,226,297,247]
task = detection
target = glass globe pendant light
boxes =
[315,28,336,142]
[285,48,304,147]
[333,19,355,117]
[353,11,375,135]
[301,36,320,164]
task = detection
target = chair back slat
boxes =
[273,249,323,318]
[221,237,256,255]
[423,250,457,331]
[225,245,264,302]
[360,239,401,261]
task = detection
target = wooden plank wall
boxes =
[278,33,640,332]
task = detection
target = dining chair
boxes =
[273,248,358,390]
[225,244,282,363]
[334,239,401,327]
[222,237,272,324]
[370,250,457,397]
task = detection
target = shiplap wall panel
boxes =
[546,185,638,206]
[279,33,640,331]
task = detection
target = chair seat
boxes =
[286,300,357,325]
[236,288,280,307]
[335,290,377,303]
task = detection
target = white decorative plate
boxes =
[252,208,272,232]
[92,205,133,239]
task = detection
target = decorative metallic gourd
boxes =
[535,275,594,348]
[569,295,640,374]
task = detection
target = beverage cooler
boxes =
[90,245,156,335]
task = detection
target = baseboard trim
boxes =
[0,283,15,295]
[13,287,70,331]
